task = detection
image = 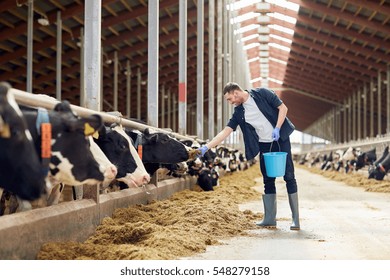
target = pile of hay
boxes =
[37,164,263,260]
[298,165,390,193]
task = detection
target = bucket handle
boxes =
[269,140,281,153]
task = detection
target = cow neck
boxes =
[35,108,51,176]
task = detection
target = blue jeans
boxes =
[258,138,297,194]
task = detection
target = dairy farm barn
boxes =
[0,0,390,266]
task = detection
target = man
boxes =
[198,82,300,230]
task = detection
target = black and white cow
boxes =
[0,101,119,213]
[368,146,390,180]
[21,101,111,186]
[354,147,376,171]
[126,128,191,163]
[94,123,150,188]
[0,82,46,200]
[125,128,192,176]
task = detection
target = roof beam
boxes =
[299,0,390,35]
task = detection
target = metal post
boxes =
[208,0,215,139]
[343,100,347,142]
[126,60,131,118]
[347,96,351,141]
[357,88,361,140]
[387,65,390,134]
[137,67,141,120]
[370,78,374,137]
[147,0,159,127]
[336,106,340,143]
[83,0,102,202]
[56,11,62,100]
[167,88,171,129]
[100,47,103,111]
[173,94,177,132]
[178,0,187,135]
[80,28,85,107]
[113,51,118,111]
[161,84,165,128]
[352,92,356,140]
[377,71,382,136]
[363,84,367,138]
[197,0,204,139]
[27,0,33,93]
[217,0,223,132]
[84,0,102,111]
[223,0,228,139]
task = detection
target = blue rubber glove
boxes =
[272,127,280,141]
[198,145,208,157]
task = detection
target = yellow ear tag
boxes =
[0,124,11,138]
[84,123,96,136]
[92,131,99,139]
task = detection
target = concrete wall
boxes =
[0,176,197,260]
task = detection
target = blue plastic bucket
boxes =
[263,151,287,177]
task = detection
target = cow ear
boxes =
[54,101,72,113]
[150,133,158,143]
[83,114,103,136]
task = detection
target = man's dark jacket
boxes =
[227,87,295,160]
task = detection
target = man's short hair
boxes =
[223,82,243,95]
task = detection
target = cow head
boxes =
[126,128,190,164]
[94,124,150,188]
[46,101,107,185]
[0,82,46,200]
[369,152,390,181]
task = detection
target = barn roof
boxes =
[0,0,388,139]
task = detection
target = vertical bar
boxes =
[56,11,62,100]
[100,47,103,111]
[80,28,85,106]
[387,65,390,134]
[223,0,228,138]
[147,0,159,127]
[377,71,382,136]
[208,0,215,139]
[347,96,351,141]
[173,94,177,132]
[197,0,204,139]
[357,88,361,140]
[126,60,131,118]
[84,0,102,111]
[336,106,340,143]
[137,67,141,120]
[363,84,367,138]
[178,0,187,135]
[352,92,355,140]
[370,78,374,137]
[161,84,165,128]
[217,0,223,132]
[343,100,347,142]
[113,51,118,111]
[167,88,171,129]
[27,0,33,93]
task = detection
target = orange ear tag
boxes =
[41,123,52,158]
[138,145,143,160]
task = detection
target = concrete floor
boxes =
[184,167,390,260]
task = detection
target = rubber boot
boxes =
[256,194,277,228]
[288,192,300,230]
